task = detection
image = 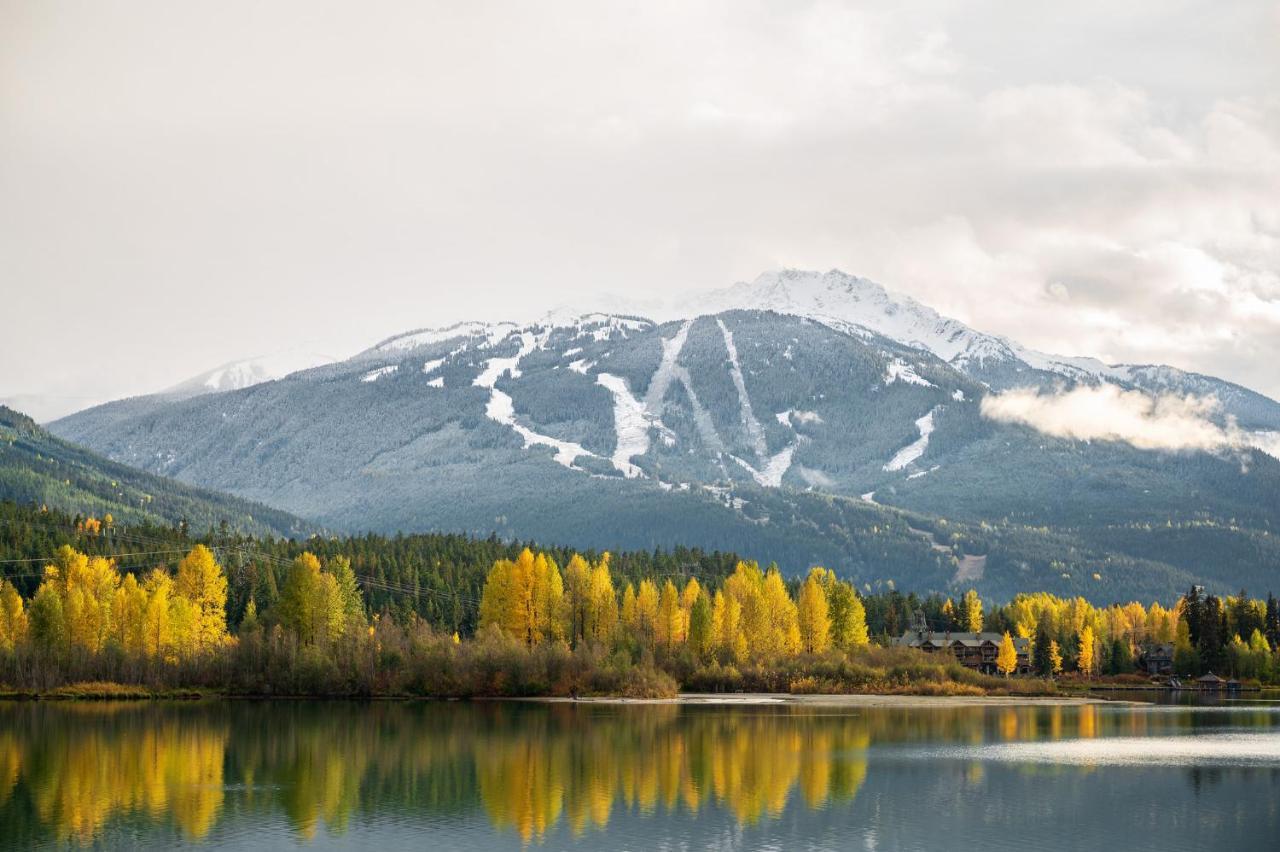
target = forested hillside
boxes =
[0,406,308,539]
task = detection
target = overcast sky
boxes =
[3,0,1279,420]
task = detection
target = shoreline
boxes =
[521,692,1137,707]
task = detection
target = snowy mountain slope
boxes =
[49,303,1280,601]
[164,348,341,399]
[683,269,1280,431]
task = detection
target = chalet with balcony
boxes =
[893,626,1032,675]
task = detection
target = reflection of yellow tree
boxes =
[15,707,228,843]
[0,732,19,808]
[473,707,872,842]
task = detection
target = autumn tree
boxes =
[797,570,831,654]
[0,580,27,651]
[962,589,983,633]
[478,549,565,646]
[815,569,868,649]
[175,545,230,653]
[1049,640,1063,677]
[278,553,323,644]
[1077,625,1096,679]
[996,631,1018,678]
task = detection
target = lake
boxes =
[0,696,1277,850]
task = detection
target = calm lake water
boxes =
[1,696,1277,850]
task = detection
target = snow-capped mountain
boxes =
[48,270,1280,602]
[162,348,342,399]
[680,269,1280,429]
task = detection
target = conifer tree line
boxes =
[4,501,1280,692]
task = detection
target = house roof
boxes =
[896,631,1030,651]
[1197,672,1226,682]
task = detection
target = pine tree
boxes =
[1032,612,1053,676]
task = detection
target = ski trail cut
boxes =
[884,406,940,471]
[717,318,769,461]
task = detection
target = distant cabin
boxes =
[1138,643,1175,675]
[893,628,1032,676]
[1196,672,1227,690]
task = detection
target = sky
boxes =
[2,0,1279,421]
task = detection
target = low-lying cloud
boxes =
[981,384,1275,456]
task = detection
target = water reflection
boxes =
[0,700,1276,849]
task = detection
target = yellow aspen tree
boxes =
[563,554,593,645]
[586,556,618,643]
[963,589,983,633]
[996,631,1018,677]
[761,568,801,656]
[679,579,701,643]
[1049,639,1063,676]
[636,579,659,646]
[316,571,346,644]
[142,570,174,658]
[1077,625,1096,679]
[531,552,565,643]
[112,573,148,655]
[620,583,638,634]
[0,580,27,650]
[279,553,324,644]
[797,572,831,654]
[479,557,518,637]
[326,556,366,634]
[710,590,727,655]
[656,580,681,648]
[723,562,766,657]
[175,545,230,653]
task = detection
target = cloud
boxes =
[1,1,1279,416]
[980,384,1276,455]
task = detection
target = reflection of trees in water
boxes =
[474,706,871,841]
[0,703,227,843]
[0,701,1264,846]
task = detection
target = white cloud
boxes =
[980,384,1276,456]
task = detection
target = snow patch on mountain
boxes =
[595,373,649,478]
[486,389,594,469]
[427,376,445,389]
[717,319,769,461]
[473,333,538,388]
[777,409,823,426]
[361,366,398,383]
[374,321,519,355]
[164,348,339,399]
[422,358,445,375]
[885,360,936,388]
[885,407,941,471]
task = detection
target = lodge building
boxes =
[893,614,1032,676]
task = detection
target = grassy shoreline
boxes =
[0,679,1129,704]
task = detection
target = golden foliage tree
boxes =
[1077,625,1096,679]
[797,571,831,654]
[996,631,1018,677]
[962,589,983,634]
[478,549,565,646]
[175,545,230,653]
[0,580,27,651]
